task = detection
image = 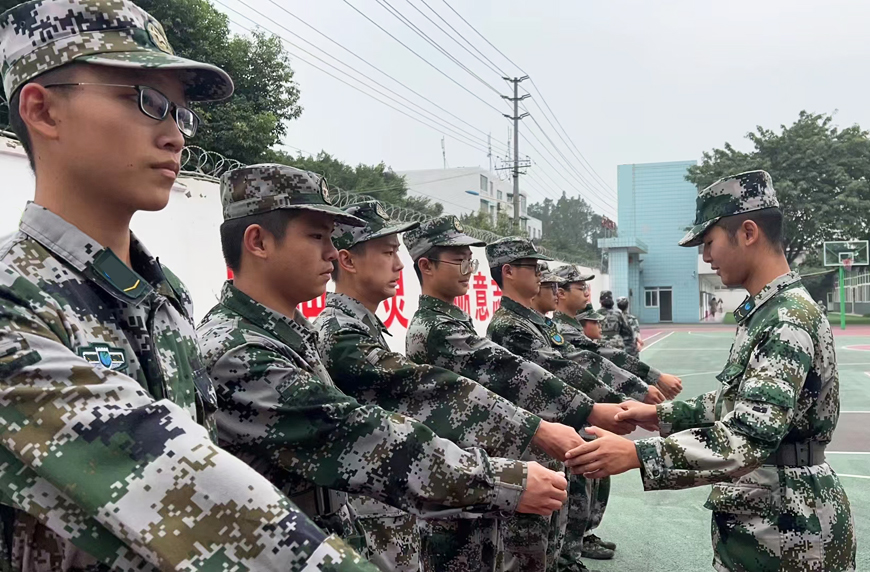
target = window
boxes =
[480,175,488,193]
[645,288,659,308]
[497,190,503,201]
[490,181,494,195]
[521,195,527,213]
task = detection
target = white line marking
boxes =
[644,348,730,351]
[864,372,870,380]
[671,370,722,379]
[841,411,870,413]
[838,474,870,480]
[827,451,870,455]
[641,331,674,352]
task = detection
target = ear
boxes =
[18,83,63,143]
[242,224,271,263]
[742,219,761,247]
[501,263,513,280]
[337,249,358,275]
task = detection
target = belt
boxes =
[763,441,826,467]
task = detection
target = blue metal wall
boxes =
[617,161,699,323]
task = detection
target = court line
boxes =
[647,348,730,351]
[838,474,870,480]
[672,370,722,378]
[841,411,870,413]
[864,372,870,380]
[641,331,674,352]
[828,451,870,455]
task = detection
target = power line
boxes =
[259,0,511,155]
[439,0,524,73]
[338,0,506,116]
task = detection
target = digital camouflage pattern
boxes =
[0,204,377,572]
[402,215,486,261]
[332,201,419,251]
[598,307,632,351]
[552,265,595,283]
[485,237,552,269]
[406,295,594,430]
[198,284,530,569]
[623,312,641,356]
[634,272,856,571]
[678,170,779,247]
[221,164,365,224]
[552,307,662,386]
[0,0,233,101]
[315,292,539,572]
[540,270,567,286]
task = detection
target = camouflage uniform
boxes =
[623,313,642,356]
[636,171,855,571]
[486,239,628,572]
[597,305,632,351]
[318,204,544,572]
[0,3,376,571]
[201,168,532,572]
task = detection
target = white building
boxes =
[398,167,543,240]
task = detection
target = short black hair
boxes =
[413,245,450,283]
[617,298,629,311]
[715,207,785,253]
[490,265,504,289]
[600,297,614,309]
[220,210,300,272]
[8,64,84,171]
[331,242,367,283]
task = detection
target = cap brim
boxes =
[678,219,718,247]
[363,221,421,244]
[285,204,366,227]
[78,52,234,102]
[526,253,554,262]
[433,235,487,249]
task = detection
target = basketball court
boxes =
[592,325,869,571]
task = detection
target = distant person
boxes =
[709,296,719,320]
[717,298,724,316]
[598,291,633,350]
[616,296,642,355]
[566,170,856,572]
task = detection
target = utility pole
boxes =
[499,76,531,233]
[487,133,492,173]
[441,137,447,170]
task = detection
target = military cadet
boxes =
[552,266,683,400]
[314,201,577,571]
[616,296,643,355]
[199,167,570,572]
[565,171,857,572]
[0,2,381,570]
[598,291,634,351]
[577,306,605,341]
[485,237,642,572]
[403,217,639,572]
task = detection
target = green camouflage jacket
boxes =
[0,204,376,572]
[598,307,632,350]
[405,295,593,430]
[625,313,641,338]
[539,317,650,402]
[487,297,625,404]
[552,311,662,385]
[635,272,855,571]
[198,284,526,523]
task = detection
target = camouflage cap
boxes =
[332,201,420,250]
[0,0,234,102]
[221,164,365,226]
[599,290,613,300]
[577,306,604,322]
[678,170,779,248]
[402,215,486,261]
[552,264,595,283]
[540,270,567,285]
[486,237,553,269]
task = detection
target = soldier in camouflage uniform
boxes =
[198,167,571,572]
[552,266,683,400]
[403,217,640,572]
[597,291,633,351]
[314,202,573,571]
[616,297,642,355]
[0,2,378,570]
[566,171,857,572]
[485,238,641,572]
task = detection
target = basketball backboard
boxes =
[823,240,869,267]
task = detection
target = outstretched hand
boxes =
[564,426,641,478]
[616,401,660,432]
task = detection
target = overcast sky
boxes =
[215,0,870,219]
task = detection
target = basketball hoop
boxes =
[843,259,854,271]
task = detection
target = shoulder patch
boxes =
[551,332,565,346]
[77,344,128,373]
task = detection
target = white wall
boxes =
[0,137,603,354]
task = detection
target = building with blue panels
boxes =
[599,161,747,323]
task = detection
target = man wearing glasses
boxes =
[551,266,684,401]
[315,205,579,571]
[404,224,635,572]
[0,1,379,570]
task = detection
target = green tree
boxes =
[272,150,444,217]
[528,193,605,263]
[459,210,520,237]
[0,0,302,165]
[686,111,870,265]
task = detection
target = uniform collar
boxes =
[19,202,169,306]
[733,271,802,324]
[325,292,391,338]
[220,282,317,350]
[553,311,583,330]
[501,296,547,327]
[418,294,472,323]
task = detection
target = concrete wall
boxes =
[618,161,699,323]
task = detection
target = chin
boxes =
[135,187,174,212]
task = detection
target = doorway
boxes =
[659,289,673,322]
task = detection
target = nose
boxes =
[702,244,713,264]
[324,241,339,262]
[157,117,185,155]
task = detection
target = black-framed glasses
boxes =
[430,258,479,276]
[510,262,547,276]
[569,282,590,293]
[43,83,200,137]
